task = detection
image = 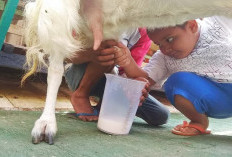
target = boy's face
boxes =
[147,21,199,59]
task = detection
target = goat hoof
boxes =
[32,136,41,144]
[45,134,54,145]
[32,133,54,145]
[40,133,45,142]
[31,117,57,145]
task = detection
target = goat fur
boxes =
[24,0,232,144]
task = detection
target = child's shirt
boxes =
[144,16,232,90]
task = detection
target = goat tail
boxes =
[21,54,38,87]
[21,45,48,86]
[21,0,48,86]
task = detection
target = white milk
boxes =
[97,74,146,135]
[98,118,131,135]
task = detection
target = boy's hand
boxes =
[68,40,119,66]
[99,40,132,68]
[94,40,118,66]
[135,77,150,106]
[114,42,132,67]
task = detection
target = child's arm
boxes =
[114,42,156,86]
[100,40,156,105]
[99,40,157,85]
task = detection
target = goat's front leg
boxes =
[31,59,64,145]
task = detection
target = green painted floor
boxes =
[0,110,232,157]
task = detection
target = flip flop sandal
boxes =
[67,108,99,119]
[172,121,211,136]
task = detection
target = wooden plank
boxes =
[0,68,73,111]
[0,93,14,110]
[0,79,45,110]
[30,82,74,111]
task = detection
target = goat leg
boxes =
[31,58,64,145]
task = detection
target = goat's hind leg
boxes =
[31,57,64,145]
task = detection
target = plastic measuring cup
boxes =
[97,74,146,135]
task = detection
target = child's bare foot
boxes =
[172,121,210,136]
[70,93,98,122]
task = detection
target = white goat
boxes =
[23,0,232,144]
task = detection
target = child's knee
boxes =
[164,72,197,91]
[164,72,196,105]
